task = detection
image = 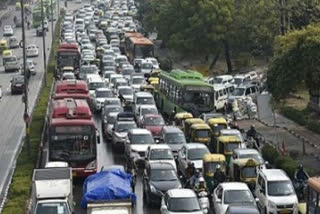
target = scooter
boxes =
[197,191,210,214]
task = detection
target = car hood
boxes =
[167,144,184,153]
[190,160,203,170]
[150,180,180,192]
[96,98,107,103]
[145,126,163,135]
[269,195,298,205]
[167,210,204,214]
[122,94,133,100]
[130,144,150,152]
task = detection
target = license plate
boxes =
[279,210,291,214]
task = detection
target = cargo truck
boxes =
[87,199,133,214]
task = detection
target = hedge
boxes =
[2,11,64,214]
[261,144,298,179]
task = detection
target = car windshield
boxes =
[232,88,245,96]
[150,169,177,181]
[89,82,105,90]
[268,181,295,196]
[36,202,70,214]
[195,130,210,138]
[119,88,133,95]
[241,166,257,178]
[239,153,264,164]
[116,123,136,132]
[123,69,134,75]
[96,90,112,98]
[225,142,240,152]
[136,97,154,105]
[132,78,144,84]
[150,149,173,160]
[141,63,153,69]
[188,148,208,160]
[234,78,243,85]
[224,190,254,205]
[6,57,17,62]
[141,108,158,116]
[168,197,201,212]
[105,106,122,113]
[105,100,121,106]
[214,78,223,84]
[144,116,164,126]
[131,134,154,144]
[165,133,186,144]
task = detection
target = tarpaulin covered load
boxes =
[81,169,137,208]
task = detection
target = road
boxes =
[0,4,57,197]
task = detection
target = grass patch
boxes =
[1,12,63,214]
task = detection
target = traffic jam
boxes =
[29,0,319,213]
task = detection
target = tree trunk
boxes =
[224,41,233,73]
[209,52,220,70]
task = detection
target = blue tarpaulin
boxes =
[81,169,137,208]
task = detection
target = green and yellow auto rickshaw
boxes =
[183,118,205,140]
[208,117,228,138]
[202,154,226,193]
[0,39,8,54]
[174,112,193,130]
[147,69,160,85]
[215,135,242,164]
[188,123,212,145]
[229,158,259,191]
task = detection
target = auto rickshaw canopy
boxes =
[208,117,228,126]
[62,66,74,73]
[175,112,193,120]
[2,49,13,57]
[203,153,226,163]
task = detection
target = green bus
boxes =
[154,69,216,117]
[43,0,56,20]
[32,7,46,28]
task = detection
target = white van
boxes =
[133,92,155,115]
[86,74,105,96]
[213,84,228,111]
[234,74,250,87]
[255,169,299,214]
[212,75,234,85]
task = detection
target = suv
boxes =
[228,84,259,106]
[160,126,186,158]
[11,75,25,94]
[255,169,298,214]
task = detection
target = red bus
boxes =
[56,43,81,73]
[54,80,91,105]
[45,98,99,177]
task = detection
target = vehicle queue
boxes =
[29,0,320,213]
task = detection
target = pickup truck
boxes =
[87,200,133,214]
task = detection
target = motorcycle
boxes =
[293,169,309,201]
[197,191,210,214]
[246,137,260,150]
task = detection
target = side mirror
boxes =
[255,198,259,202]
[215,198,221,204]
[160,205,167,213]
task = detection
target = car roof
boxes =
[129,128,151,135]
[227,205,259,214]
[143,114,162,118]
[140,105,157,109]
[260,169,289,181]
[234,148,259,155]
[162,126,183,134]
[149,162,175,170]
[96,88,111,92]
[167,189,196,198]
[118,86,132,90]
[216,75,233,79]
[185,143,208,149]
[213,84,227,91]
[135,91,153,97]
[220,182,250,190]
[148,144,171,150]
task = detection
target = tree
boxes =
[267,23,320,100]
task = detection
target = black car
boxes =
[11,75,24,94]
[36,26,45,37]
[143,162,181,207]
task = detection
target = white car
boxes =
[26,44,39,57]
[3,25,13,36]
[145,57,160,69]
[145,144,177,171]
[92,88,113,112]
[213,182,257,214]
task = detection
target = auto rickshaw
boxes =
[208,117,228,138]
[140,85,155,94]
[174,112,193,130]
[183,118,205,139]
[0,39,8,54]
[229,158,259,191]
[147,70,160,85]
[62,66,74,73]
[15,2,21,10]
[188,123,212,145]
[202,154,226,193]
[2,49,13,65]
[214,135,242,164]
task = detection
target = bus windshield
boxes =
[135,45,153,58]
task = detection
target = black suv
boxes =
[143,162,181,207]
[11,75,25,94]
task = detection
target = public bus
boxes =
[154,69,217,117]
[32,6,46,28]
[54,80,91,104]
[45,98,99,177]
[125,36,154,63]
[56,43,81,74]
[121,32,143,53]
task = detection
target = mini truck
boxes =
[30,167,74,214]
[87,199,133,214]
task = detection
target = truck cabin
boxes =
[50,98,92,119]
[55,80,89,95]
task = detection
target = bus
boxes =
[121,32,143,53]
[125,36,154,63]
[44,98,99,177]
[56,43,81,74]
[154,69,218,117]
[54,80,91,104]
[32,7,46,28]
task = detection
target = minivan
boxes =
[213,84,228,111]
[228,84,259,106]
[255,169,298,214]
[160,126,186,158]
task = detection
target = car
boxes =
[101,104,123,132]
[76,0,82,4]
[3,25,13,36]
[92,88,113,112]
[103,97,122,109]
[117,86,134,104]
[229,148,265,170]
[225,205,260,214]
[212,182,257,214]
[102,112,118,140]
[24,59,36,76]
[78,64,99,80]
[145,144,177,171]
[136,105,159,125]
[62,72,75,80]
[139,60,154,76]
[26,44,39,57]
[160,189,204,214]
[36,26,46,36]
[248,71,258,81]
[177,143,210,178]
[140,114,165,142]
[234,74,250,87]
[130,75,146,91]
[124,128,155,167]
[160,126,187,158]
[143,162,181,207]
[228,84,260,106]
[11,75,25,94]
[145,57,160,69]
[112,120,137,151]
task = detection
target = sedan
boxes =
[11,75,25,95]
[140,114,165,142]
[112,120,137,151]
[26,44,39,57]
[3,25,13,36]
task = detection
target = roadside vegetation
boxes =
[2,11,63,213]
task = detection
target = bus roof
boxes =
[58,43,79,50]
[129,37,153,46]
[51,98,92,119]
[53,93,90,100]
[55,80,89,94]
[168,69,204,81]
[50,118,95,127]
[125,32,143,38]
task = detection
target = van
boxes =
[234,74,250,87]
[212,75,234,85]
[86,74,105,96]
[133,91,155,115]
[213,84,228,111]
[255,169,298,214]
[4,55,20,72]
[9,36,19,49]
[228,83,260,106]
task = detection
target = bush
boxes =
[261,144,280,165]
[274,156,297,179]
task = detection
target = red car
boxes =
[140,114,165,142]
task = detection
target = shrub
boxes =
[274,155,297,179]
[261,144,279,165]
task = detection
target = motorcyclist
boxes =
[247,124,257,139]
[213,164,226,186]
[194,177,207,194]
[190,169,201,188]
[186,162,196,179]
[295,164,309,182]
[294,164,309,200]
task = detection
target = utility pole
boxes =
[20,0,30,155]
[50,0,54,43]
[40,0,47,86]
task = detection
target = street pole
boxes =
[57,0,60,17]
[40,0,47,86]
[50,0,54,43]
[20,0,30,155]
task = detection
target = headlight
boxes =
[177,183,182,188]
[150,184,157,193]
[86,160,96,170]
[268,200,277,210]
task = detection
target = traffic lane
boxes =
[73,114,160,214]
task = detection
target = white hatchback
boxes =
[26,44,39,57]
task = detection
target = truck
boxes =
[30,167,74,214]
[87,200,133,214]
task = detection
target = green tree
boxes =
[267,23,320,100]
